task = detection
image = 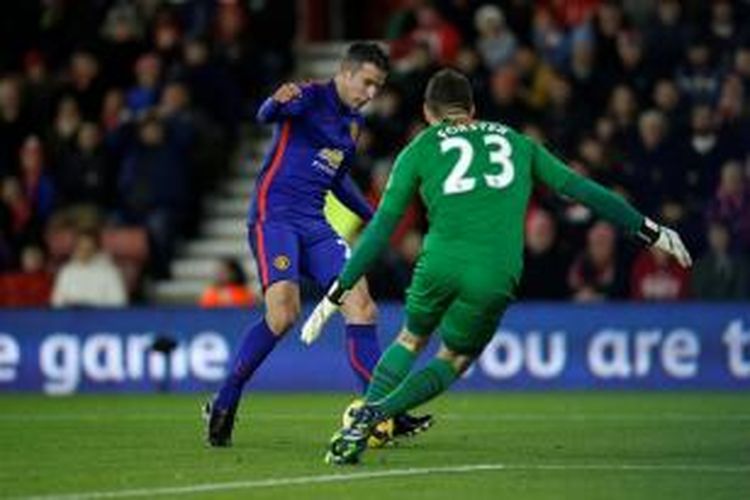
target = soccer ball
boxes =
[342,399,394,448]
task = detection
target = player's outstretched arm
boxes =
[531,140,692,268]
[562,176,692,268]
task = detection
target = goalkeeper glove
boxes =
[300,280,347,345]
[636,217,693,268]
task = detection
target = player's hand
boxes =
[653,226,692,267]
[300,281,347,345]
[272,83,302,104]
[639,218,692,268]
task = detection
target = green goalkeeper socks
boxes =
[375,358,458,417]
[365,343,417,402]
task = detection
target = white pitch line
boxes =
[2,412,750,422]
[14,463,750,500]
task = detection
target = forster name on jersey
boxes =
[436,121,509,139]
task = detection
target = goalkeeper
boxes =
[301,68,692,465]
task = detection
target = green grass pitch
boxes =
[1,393,749,499]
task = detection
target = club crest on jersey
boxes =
[273,255,291,270]
[350,121,360,141]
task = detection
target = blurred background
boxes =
[1,0,749,309]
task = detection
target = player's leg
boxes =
[364,329,429,402]
[206,222,301,446]
[326,341,472,465]
[327,287,509,464]
[372,344,472,418]
[363,256,456,403]
[373,288,510,417]
[325,261,455,463]
[339,278,381,391]
[302,231,381,392]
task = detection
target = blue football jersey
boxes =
[248,81,370,223]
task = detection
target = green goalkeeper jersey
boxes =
[338,120,645,290]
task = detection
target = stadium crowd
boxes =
[0,0,748,306]
[0,0,293,306]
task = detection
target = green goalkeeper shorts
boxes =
[404,252,515,356]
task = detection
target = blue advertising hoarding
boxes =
[0,303,748,394]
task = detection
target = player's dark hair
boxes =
[343,42,390,73]
[424,69,474,116]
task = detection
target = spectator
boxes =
[706,161,750,251]
[407,4,461,65]
[645,0,688,78]
[51,230,127,307]
[47,96,82,165]
[680,104,740,206]
[127,53,162,115]
[614,30,652,99]
[576,135,619,187]
[675,35,721,104]
[100,88,130,133]
[484,66,530,128]
[651,78,686,129]
[0,77,32,177]
[364,85,407,158]
[199,258,256,308]
[474,5,517,70]
[716,74,746,129]
[0,244,53,307]
[624,109,677,211]
[630,247,690,301]
[591,0,626,79]
[152,10,184,75]
[23,50,56,127]
[57,122,113,212]
[180,37,242,138]
[99,2,146,88]
[607,84,639,147]
[708,0,740,59]
[513,44,555,112]
[568,36,608,113]
[518,209,571,300]
[692,221,749,300]
[19,135,55,227]
[540,72,582,153]
[118,113,188,278]
[391,40,438,119]
[61,51,104,120]
[0,176,32,250]
[568,222,627,301]
[532,6,568,69]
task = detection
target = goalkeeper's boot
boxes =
[203,399,237,447]
[326,404,386,465]
[393,413,434,439]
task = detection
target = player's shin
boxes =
[214,318,279,411]
[374,358,458,417]
[345,324,381,392]
[364,342,418,402]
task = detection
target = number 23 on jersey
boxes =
[441,134,515,195]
